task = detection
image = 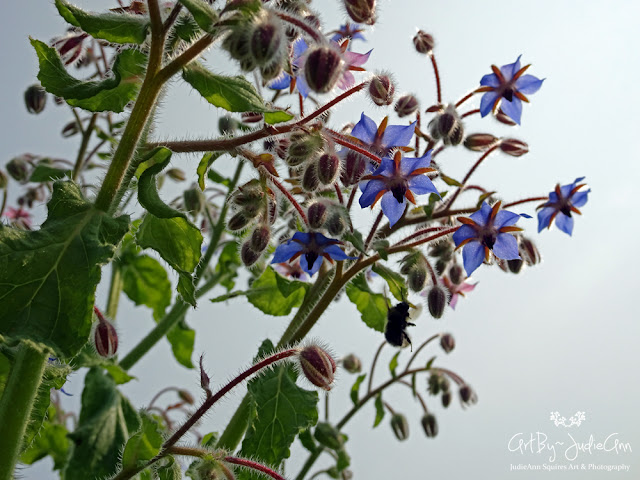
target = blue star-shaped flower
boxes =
[271,232,356,276]
[537,177,589,236]
[359,150,439,227]
[452,202,526,276]
[350,113,416,157]
[330,23,366,43]
[478,55,544,124]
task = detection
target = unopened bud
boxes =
[421,413,438,438]
[340,151,366,185]
[326,211,346,236]
[178,389,195,405]
[440,333,455,353]
[368,75,395,106]
[507,258,524,274]
[407,266,427,292]
[223,28,251,61]
[304,46,344,94]
[298,344,336,390]
[287,131,324,166]
[250,14,285,67]
[500,138,529,157]
[166,168,186,182]
[183,185,205,215]
[413,30,434,55]
[219,115,239,134]
[241,111,264,123]
[342,353,362,374]
[426,285,447,318]
[6,155,32,183]
[93,311,118,358]
[448,264,463,285]
[314,422,344,450]
[302,163,319,192]
[275,138,290,160]
[317,153,340,185]
[442,391,452,408]
[260,60,283,82]
[390,413,409,441]
[24,84,47,114]
[429,104,463,146]
[199,355,212,397]
[459,384,477,406]
[464,133,498,151]
[250,225,271,252]
[0,170,7,189]
[240,241,261,266]
[344,0,376,25]
[308,202,328,229]
[428,373,442,395]
[395,94,419,117]
[61,120,80,138]
[228,211,253,231]
[496,109,518,126]
[519,237,540,266]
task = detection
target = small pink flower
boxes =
[442,276,476,310]
[4,207,32,229]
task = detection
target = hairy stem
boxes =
[105,263,123,319]
[72,113,97,180]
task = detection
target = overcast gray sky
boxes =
[3,1,639,479]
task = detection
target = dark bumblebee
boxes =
[384,301,415,347]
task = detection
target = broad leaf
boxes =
[343,231,364,253]
[263,110,294,125]
[121,412,164,472]
[214,242,241,292]
[20,406,70,471]
[155,456,183,480]
[136,215,203,306]
[372,263,407,302]
[121,254,172,320]
[167,318,195,369]
[63,368,141,480]
[350,374,366,406]
[0,182,129,359]
[29,163,70,182]
[197,152,224,191]
[31,39,146,113]
[137,147,185,220]
[241,341,318,471]
[55,0,150,44]
[178,0,219,33]
[345,274,388,333]
[247,267,308,316]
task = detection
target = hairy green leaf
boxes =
[214,242,241,292]
[298,428,317,453]
[136,215,203,306]
[155,456,182,480]
[167,318,195,369]
[350,373,366,406]
[178,0,219,32]
[55,0,150,44]
[137,147,186,220]
[63,368,141,480]
[20,406,70,470]
[31,38,146,113]
[372,264,407,302]
[121,412,164,471]
[345,274,388,333]
[0,182,129,359]
[197,152,224,191]
[29,163,71,182]
[121,254,172,320]
[373,393,384,428]
[247,267,308,316]
[263,110,294,124]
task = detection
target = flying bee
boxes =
[384,301,416,348]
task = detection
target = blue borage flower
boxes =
[271,232,357,276]
[478,55,544,125]
[537,177,590,236]
[452,202,529,276]
[359,150,439,227]
[349,113,416,156]
[330,23,366,43]
[269,38,371,98]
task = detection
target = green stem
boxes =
[0,341,48,480]
[72,113,97,180]
[105,263,123,319]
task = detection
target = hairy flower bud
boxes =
[304,46,344,94]
[317,153,340,185]
[302,163,319,192]
[326,211,347,236]
[308,201,328,229]
[519,237,541,266]
[61,120,80,138]
[166,168,187,182]
[413,30,435,55]
[342,353,362,374]
[250,225,271,252]
[390,413,409,441]
[421,413,438,438]
[240,241,261,266]
[464,133,498,151]
[178,389,195,405]
[260,60,284,82]
[429,104,463,146]
[199,355,212,397]
[93,310,118,358]
[442,391,452,408]
[340,151,367,185]
[500,138,529,157]
[428,373,442,395]
[24,84,47,114]
[448,264,463,285]
[496,109,518,126]
[440,333,455,353]
[287,131,324,166]
[507,258,524,274]
[227,211,253,231]
[426,285,447,318]
[275,138,290,160]
[250,13,285,67]
[219,115,239,134]
[298,344,337,390]
[394,94,419,117]
[344,0,376,25]
[459,384,478,406]
[183,185,205,215]
[6,155,32,183]
[314,422,345,450]
[407,265,427,293]
[368,74,395,106]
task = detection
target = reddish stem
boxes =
[430,54,442,104]
[503,196,548,208]
[275,11,324,43]
[390,227,459,251]
[270,176,309,226]
[461,108,480,119]
[225,457,286,480]
[363,211,384,252]
[334,183,344,204]
[395,226,451,246]
[455,91,476,108]
[325,129,383,165]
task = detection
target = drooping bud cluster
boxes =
[297,344,337,390]
[304,45,345,94]
[428,104,463,146]
[92,307,118,358]
[400,251,429,292]
[427,372,450,396]
[421,413,438,438]
[344,0,376,25]
[368,74,395,106]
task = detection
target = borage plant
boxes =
[0,0,590,479]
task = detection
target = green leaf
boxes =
[183,63,290,122]
[72,345,135,384]
[0,182,129,359]
[206,168,231,187]
[425,356,436,370]
[440,173,462,187]
[371,239,389,260]
[63,368,141,480]
[335,447,351,473]
[121,254,172,320]
[343,230,364,253]
[350,374,366,406]
[372,264,407,302]
[20,410,70,470]
[214,242,241,291]
[241,348,318,470]
[178,0,219,33]
[104,364,136,385]
[31,38,146,113]
[422,192,445,219]
[155,456,183,480]
[136,215,203,306]
[388,351,401,378]
[345,274,388,333]
[298,428,317,453]
[167,318,195,369]
[137,147,186,220]
[201,432,219,447]
[197,152,224,191]
[247,267,308,316]
[373,393,384,428]
[55,0,150,44]
[121,412,164,471]
[29,163,71,182]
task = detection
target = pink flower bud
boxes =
[344,0,376,25]
[304,46,344,94]
[317,153,340,185]
[464,133,498,151]
[394,94,419,117]
[298,345,336,390]
[413,30,435,54]
[93,309,118,358]
[24,84,47,114]
[368,74,395,106]
[499,138,529,157]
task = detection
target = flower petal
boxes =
[272,240,304,264]
[555,213,574,236]
[268,72,292,90]
[407,175,439,196]
[516,74,544,94]
[537,206,555,232]
[359,179,386,207]
[479,91,499,117]
[449,293,459,310]
[351,112,378,144]
[399,152,431,175]
[380,191,406,227]
[338,70,356,90]
[300,252,323,276]
[500,97,523,125]
[462,241,485,276]
[344,49,372,68]
[469,202,492,226]
[492,233,520,260]
[380,121,416,149]
[452,225,477,246]
[324,244,357,261]
[293,38,308,59]
[571,190,590,208]
[500,55,522,81]
[480,73,500,87]
[494,209,521,228]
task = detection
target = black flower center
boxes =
[481,232,497,250]
[560,205,572,217]
[502,87,514,102]
[391,185,407,203]
[305,251,319,268]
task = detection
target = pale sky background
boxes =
[2,1,640,479]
